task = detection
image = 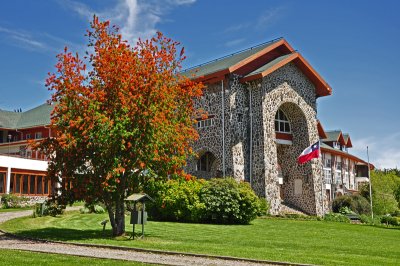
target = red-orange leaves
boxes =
[40,16,204,232]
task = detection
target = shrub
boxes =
[1,194,29,208]
[350,194,371,215]
[380,215,399,226]
[199,178,262,224]
[43,201,65,217]
[145,177,205,222]
[332,195,371,215]
[145,177,263,224]
[80,202,106,214]
[323,213,350,223]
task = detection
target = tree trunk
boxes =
[105,194,126,237]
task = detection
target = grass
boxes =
[1,211,399,265]
[0,249,152,265]
[0,207,32,213]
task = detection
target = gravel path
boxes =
[0,209,287,266]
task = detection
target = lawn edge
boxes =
[0,229,314,266]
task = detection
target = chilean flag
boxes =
[298,141,320,164]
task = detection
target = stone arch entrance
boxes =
[260,77,323,215]
[274,102,314,213]
[195,150,219,179]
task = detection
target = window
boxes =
[237,113,243,123]
[335,172,342,184]
[274,109,291,133]
[15,174,21,193]
[324,169,332,184]
[324,158,331,168]
[30,175,36,194]
[336,162,342,170]
[196,116,215,129]
[333,142,340,149]
[37,176,43,194]
[0,173,5,193]
[26,134,31,140]
[35,132,42,139]
[196,152,215,172]
[22,175,29,194]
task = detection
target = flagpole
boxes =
[367,146,374,222]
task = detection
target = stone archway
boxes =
[259,75,323,216]
[194,150,219,179]
[274,102,314,213]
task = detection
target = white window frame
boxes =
[275,109,291,133]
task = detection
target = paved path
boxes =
[0,209,289,266]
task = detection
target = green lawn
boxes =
[1,211,399,265]
[0,249,152,265]
[0,207,32,213]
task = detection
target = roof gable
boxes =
[182,38,331,97]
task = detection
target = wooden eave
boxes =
[191,39,295,85]
[317,120,328,139]
[240,53,332,97]
[229,39,294,76]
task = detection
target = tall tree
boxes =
[41,16,203,236]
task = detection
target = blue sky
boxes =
[0,0,399,168]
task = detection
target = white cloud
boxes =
[0,26,47,51]
[61,0,197,45]
[257,6,286,29]
[351,132,400,169]
[222,6,286,36]
[225,38,245,47]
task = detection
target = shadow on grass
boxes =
[13,227,116,241]
[13,227,149,242]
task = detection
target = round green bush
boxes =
[199,178,262,224]
[145,177,264,224]
[145,177,205,222]
[332,195,371,215]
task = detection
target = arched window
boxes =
[275,109,291,133]
[197,152,215,172]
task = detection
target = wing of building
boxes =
[0,103,52,200]
[0,38,372,215]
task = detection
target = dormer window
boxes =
[333,141,340,149]
[275,109,291,133]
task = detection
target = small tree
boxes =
[40,16,203,236]
[360,170,400,215]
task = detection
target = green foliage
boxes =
[332,194,371,215]
[145,177,205,222]
[199,178,262,224]
[359,214,381,225]
[145,177,263,224]
[0,194,29,209]
[380,215,399,226]
[80,203,105,214]
[323,213,351,223]
[44,201,65,217]
[360,170,400,215]
[339,206,353,215]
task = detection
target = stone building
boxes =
[183,38,337,216]
[0,38,372,215]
